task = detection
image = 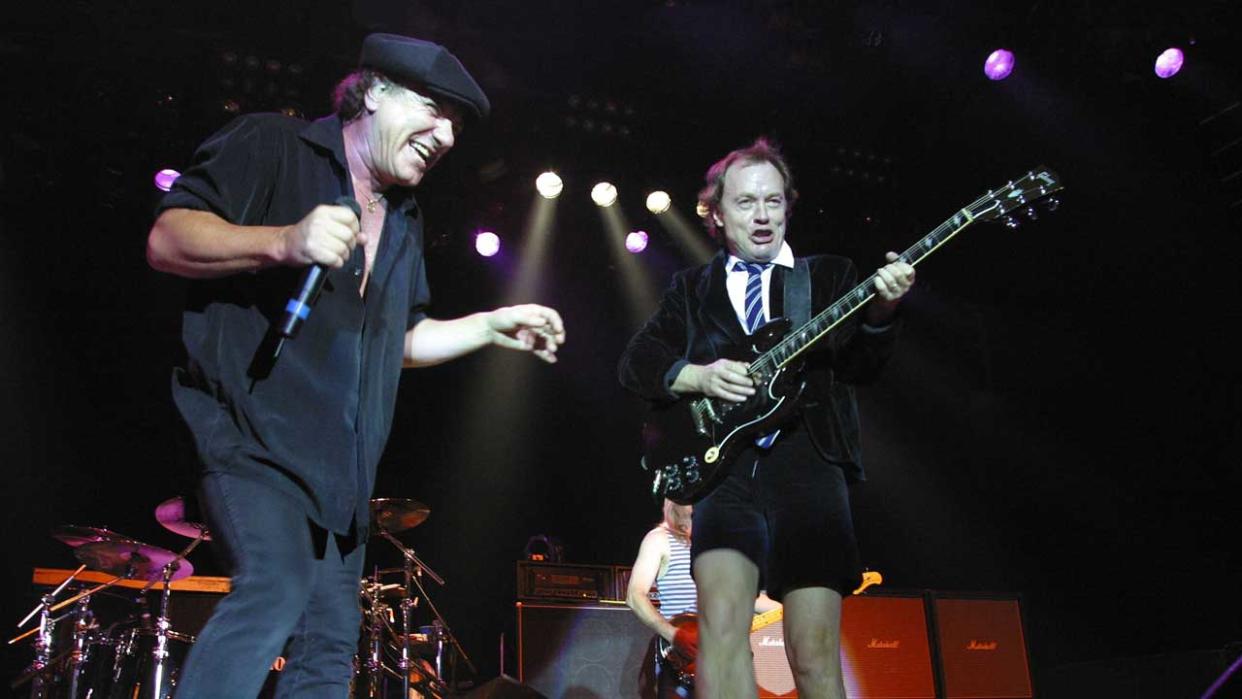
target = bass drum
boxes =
[107,629,195,699]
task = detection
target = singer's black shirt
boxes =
[157,113,430,535]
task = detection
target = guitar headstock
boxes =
[968,166,1064,228]
[852,570,883,595]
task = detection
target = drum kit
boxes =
[10,495,467,699]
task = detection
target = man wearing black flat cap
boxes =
[148,33,564,698]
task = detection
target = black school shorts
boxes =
[690,427,862,600]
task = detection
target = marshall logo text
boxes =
[966,640,999,651]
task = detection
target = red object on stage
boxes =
[932,596,1033,698]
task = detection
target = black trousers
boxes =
[174,471,366,699]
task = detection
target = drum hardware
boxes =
[10,564,86,697]
[376,526,476,697]
[361,565,386,699]
[123,499,210,699]
[12,503,208,699]
[62,595,97,699]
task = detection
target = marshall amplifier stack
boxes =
[514,564,1034,699]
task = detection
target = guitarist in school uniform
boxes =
[617,137,913,699]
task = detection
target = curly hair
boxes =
[697,137,798,242]
[331,69,386,121]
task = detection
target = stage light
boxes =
[646,191,671,214]
[153,169,181,192]
[536,171,563,199]
[1154,48,1184,79]
[475,231,500,257]
[984,49,1015,81]
[625,230,649,253]
[591,182,618,207]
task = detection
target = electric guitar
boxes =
[641,168,1063,504]
[658,571,884,686]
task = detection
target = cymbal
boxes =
[51,525,137,548]
[155,496,212,541]
[75,540,194,582]
[370,498,430,534]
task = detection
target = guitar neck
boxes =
[752,208,981,375]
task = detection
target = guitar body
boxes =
[642,318,805,505]
[656,613,700,688]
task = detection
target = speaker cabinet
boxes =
[841,594,938,699]
[750,615,796,698]
[516,602,653,698]
[747,594,938,698]
[932,596,1033,699]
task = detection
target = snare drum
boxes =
[107,628,195,699]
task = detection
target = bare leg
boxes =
[692,550,759,699]
[781,586,845,699]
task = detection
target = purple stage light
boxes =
[154,168,181,192]
[475,231,500,257]
[984,49,1015,81]
[1154,48,1184,79]
[625,230,649,254]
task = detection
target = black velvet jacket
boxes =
[617,251,899,481]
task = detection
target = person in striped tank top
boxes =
[628,499,697,696]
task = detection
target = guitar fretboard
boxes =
[748,208,979,376]
[742,167,1061,380]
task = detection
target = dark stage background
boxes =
[3,0,1240,694]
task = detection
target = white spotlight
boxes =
[645,191,671,214]
[591,182,618,208]
[535,171,563,199]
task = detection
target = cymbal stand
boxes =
[139,533,198,699]
[362,566,385,699]
[13,564,85,698]
[145,561,182,698]
[378,531,475,681]
[65,596,97,699]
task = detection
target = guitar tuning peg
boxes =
[1002,215,1021,230]
[1042,196,1061,212]
[1023,206,1039,220]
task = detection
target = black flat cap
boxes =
[359,33,490,120]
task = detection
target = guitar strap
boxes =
[783,258,811,327]
[784,257,865,475]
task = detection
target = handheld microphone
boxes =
[277,196,362,339]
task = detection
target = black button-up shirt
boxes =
[157,113,430,535]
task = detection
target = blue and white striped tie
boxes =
[733,261,777,449]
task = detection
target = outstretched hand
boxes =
[485,304,566,363]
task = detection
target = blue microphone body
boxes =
[277,196,362,339]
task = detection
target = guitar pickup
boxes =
[691,398,720,435]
